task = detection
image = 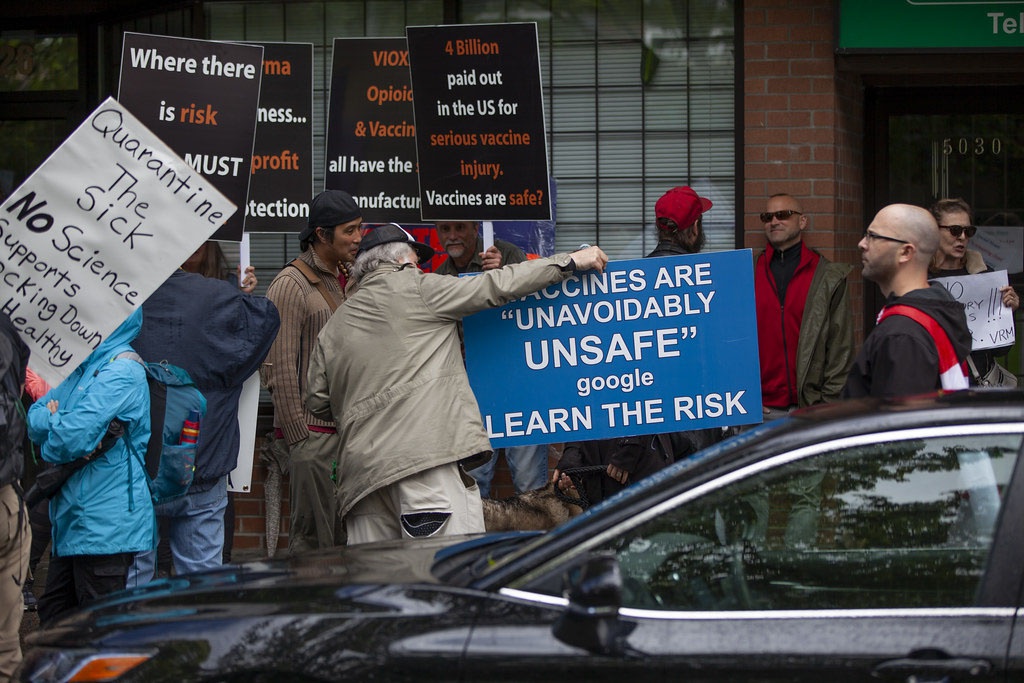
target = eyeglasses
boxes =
[863,229,910,245]
[759,210,802,223]
[938,224,977,238]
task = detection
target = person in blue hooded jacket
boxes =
[27,308,155,625]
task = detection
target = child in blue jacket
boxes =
[27,307,155,625]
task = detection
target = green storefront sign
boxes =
[839,0,1024,49]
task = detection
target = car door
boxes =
[482,423,1024,681]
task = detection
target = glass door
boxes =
[867,86,1024,378]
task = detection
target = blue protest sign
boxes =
[463,250,762,447]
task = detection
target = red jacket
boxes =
[755,244,820,408]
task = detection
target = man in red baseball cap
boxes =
[649,186,713,257]
[552,186,722,505]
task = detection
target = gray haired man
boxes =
[307,224,608,544]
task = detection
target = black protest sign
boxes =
[245,42,313,232]
[407,23,551,222]
[118,32,262,240]
[325,37,421,224]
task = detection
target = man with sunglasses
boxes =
[432,220,549,501]
[843,204,972,398]
[928,198,1020,385]
[754,193,853,420]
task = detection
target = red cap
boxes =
[655,186,712,230]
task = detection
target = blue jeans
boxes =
[467,444,549,498]
[128,477,228,587]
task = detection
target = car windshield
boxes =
[458,421,781,583]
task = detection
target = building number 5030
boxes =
[942,137,1003,156]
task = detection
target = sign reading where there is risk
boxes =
[245,42,313,232]
[118,32,262,240]
[326,37,421,224]
[407,23,552,222]
[0,97,235,388]
[463,250,763,448]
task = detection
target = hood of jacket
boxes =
[78,307,143,376]
[887,282,973,360]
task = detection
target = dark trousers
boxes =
[27,497,50,576]
[38,552,134,626]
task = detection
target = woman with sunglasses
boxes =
[928,198,1020,383]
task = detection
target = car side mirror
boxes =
[552,552,636,656]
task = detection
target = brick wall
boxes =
[743,0,866,341]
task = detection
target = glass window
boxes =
[203,0,736,274]
[0,119,69,194]
[602,433,1022,611]
[0,36,78,92]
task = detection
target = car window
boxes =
[601,433,1023,611]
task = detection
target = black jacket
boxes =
[558,429,721,506]
[0,311,29,489]
[134,271,280,486]
[843,283,972,399]
[646,240,695,259]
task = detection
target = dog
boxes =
[482,482,585,532]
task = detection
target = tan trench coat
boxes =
[306,253,575,517]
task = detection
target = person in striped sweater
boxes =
[263,190,362,553]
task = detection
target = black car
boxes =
[20,390,1024,682]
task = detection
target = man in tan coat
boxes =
[307,224,607,544]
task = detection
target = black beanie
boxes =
[300,190,361,242]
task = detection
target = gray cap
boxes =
[359,223,435,263]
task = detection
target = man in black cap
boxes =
[306,225,608,544]
[263,189,362,553]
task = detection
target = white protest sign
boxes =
[228,371,260,493]
[0,97,235,387]
[931,270,1016,351]
[973,225,1024,275]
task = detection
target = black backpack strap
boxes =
[144,371,165,481]
[111,351,162,480]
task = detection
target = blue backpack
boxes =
[119,354,207,504]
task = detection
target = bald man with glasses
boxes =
[843,203,972,398]
[754,193,853,420]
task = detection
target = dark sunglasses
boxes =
[938,224,977,238]
[863,229,910,245]
[759,210,802,223]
